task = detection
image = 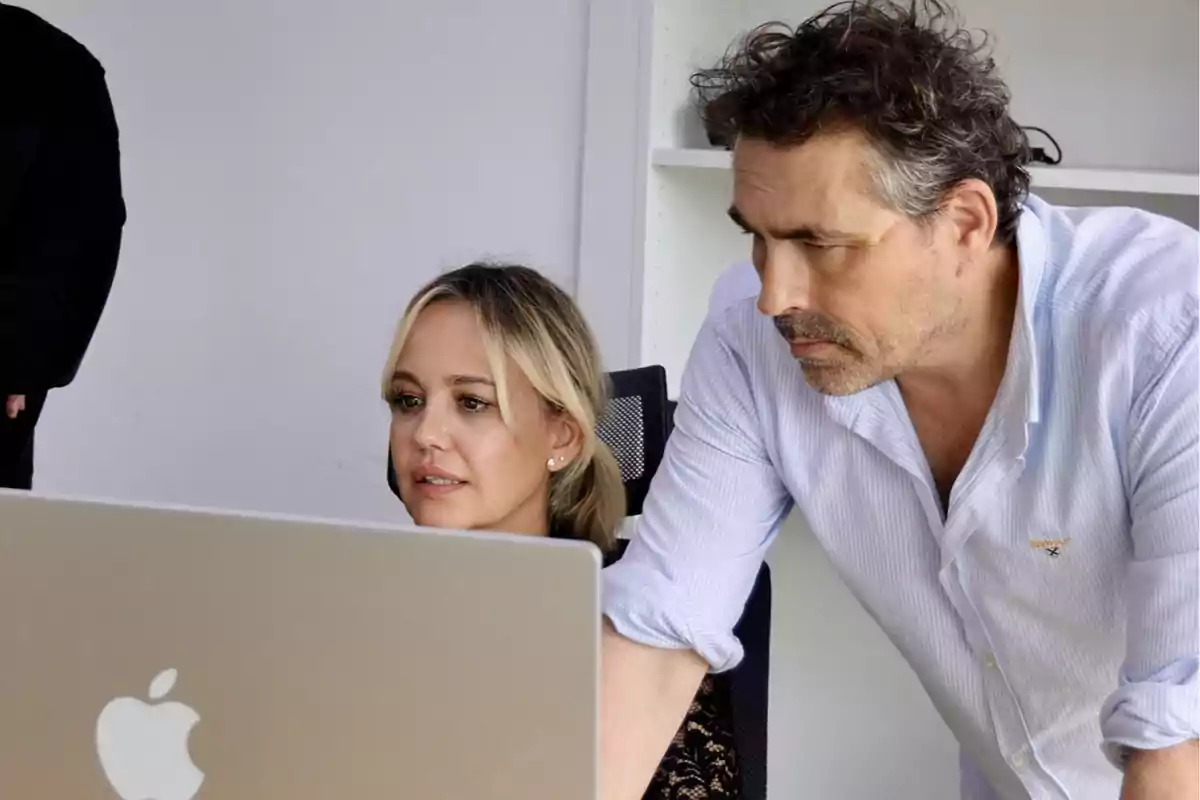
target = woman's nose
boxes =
[412,405,452,450]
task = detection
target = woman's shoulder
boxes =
[685,675,738,745]
[646,675,740,797]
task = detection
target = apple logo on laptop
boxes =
[95,668,205,800]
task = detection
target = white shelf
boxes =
[651,147,1200,197]
[1028,167,1199,196]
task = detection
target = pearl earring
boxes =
[547,457,556,469]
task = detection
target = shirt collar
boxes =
[1012,200,1048,426]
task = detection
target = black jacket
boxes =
[0,3,125,391]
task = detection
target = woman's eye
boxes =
[458,395,491,413]
[391,393,423,412]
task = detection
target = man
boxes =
[600,2,1198,798]
[0,3,125,489]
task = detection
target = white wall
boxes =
[23,0,590,524]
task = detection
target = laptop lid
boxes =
[0,490,600,799]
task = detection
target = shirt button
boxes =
[1011,749,1028,769]
[983,653,998,669]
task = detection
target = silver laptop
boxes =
[0,490,600,799]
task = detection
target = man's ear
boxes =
[546,408,584,471]
[941,178,999,256]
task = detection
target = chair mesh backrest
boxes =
[596,366,669,517]
[596,395,647,483]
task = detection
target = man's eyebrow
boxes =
[727,206,861,242]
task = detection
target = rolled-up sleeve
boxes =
[602,310,792,672]
[1100,306,1199,764]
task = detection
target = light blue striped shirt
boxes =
[602,195,1199,799]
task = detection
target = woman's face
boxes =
[387,300,581,535]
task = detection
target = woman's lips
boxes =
[411,478,468,499]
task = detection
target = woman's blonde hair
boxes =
[381,262,625,552]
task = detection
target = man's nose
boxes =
[756,250,810,318]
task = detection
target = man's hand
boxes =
[5,395,25,419]
[1121,740,1199,799]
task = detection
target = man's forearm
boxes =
[1120,740,1199,800]
[599,619,708,800]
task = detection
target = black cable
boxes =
[1023,125,1062,166]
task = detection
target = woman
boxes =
[381,262,740,799]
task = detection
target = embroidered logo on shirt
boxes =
[1030,538,1070,558]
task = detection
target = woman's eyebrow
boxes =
[390,369,421,386]
[448,374,495,387]
[391,370,494,387]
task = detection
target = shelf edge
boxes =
[650,148,1200,196]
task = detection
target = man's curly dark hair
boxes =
[692,0,1031,246]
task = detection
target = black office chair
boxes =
[598,366,772,800]
[595,365,670,516]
